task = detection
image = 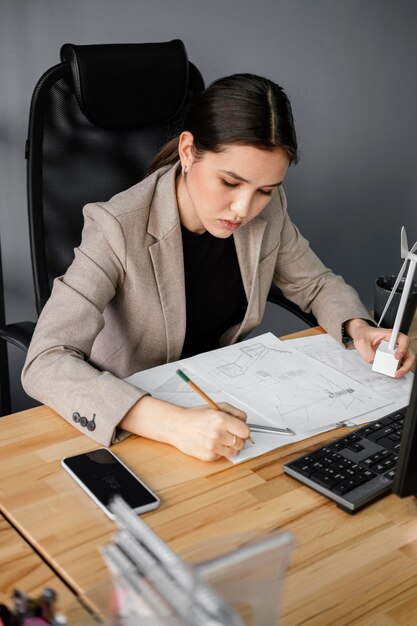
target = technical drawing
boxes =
[210,341,294,390]
[292,335,412,402]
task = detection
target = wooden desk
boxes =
[1,328,417,625]
[0,514,96,623]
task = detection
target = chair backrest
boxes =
[26,40,204,315]
[0,235,11,415]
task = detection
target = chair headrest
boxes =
[60,40,189,129]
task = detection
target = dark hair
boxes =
[147,73,298,175]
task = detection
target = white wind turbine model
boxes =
[372,227,417,377]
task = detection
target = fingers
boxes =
[217,402,247,421]
[372,331,414,377]
[353,328,414,375]
[354,340,376,364]
[395,349,416,378]
[209,409,250,458]
[216,402,251,451]
[222,430,246,453]
[182,404,250,461]
[353,327,386,363]
[394,332,411,361]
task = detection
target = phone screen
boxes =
[62,448,160,516]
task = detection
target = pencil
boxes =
[176,369,254,444]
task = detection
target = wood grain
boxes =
[0,514,96,624]
[0,324,417,625]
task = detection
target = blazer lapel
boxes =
[148,165,186,362]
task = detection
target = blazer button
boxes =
[79,416,88,427]
[72,412,81,423]
[87,414,96,432]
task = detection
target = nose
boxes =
[230,192,252,219]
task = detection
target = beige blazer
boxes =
[22,163,372,446]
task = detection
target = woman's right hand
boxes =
[121,396,250,461]
[173,402,250,461]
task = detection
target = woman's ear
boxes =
[178,131,195,171]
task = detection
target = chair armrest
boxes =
[267,284,317,328]
[0,321,35,352]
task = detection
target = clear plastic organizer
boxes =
[66,498,295,626]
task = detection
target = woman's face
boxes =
[176,133,290,237]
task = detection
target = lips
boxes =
[218,219,242,231]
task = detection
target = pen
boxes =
[176,369,254,444]
[246,423,295,436]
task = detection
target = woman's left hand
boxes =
[345,319,416,378]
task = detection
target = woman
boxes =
[22,74,415,461]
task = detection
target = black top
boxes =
[180,225,247,358]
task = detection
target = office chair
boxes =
[0,40,316,416]
[0,236,11,415]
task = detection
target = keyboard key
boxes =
[380,450,393,458]
[289,460,315,474]
[366,429,392,443]
[356,425,378,436]
[343,477,362,489]
[362,458,375,467]
[370,462,387,474]
[310,472,337,488]
[361,469,376,480]
[345,434,362,443]
[388,433,401,442]
[309,449,329,460]
[369,421,386,430]
[311,461,325,471]
[329,442,346,452]
[320,456,335,466]
[302,455,315,464]
[374,437,401,453]
[331,483,352,495]
[368,452,384,462]
[346,443,365,452]
[381,458,396,470]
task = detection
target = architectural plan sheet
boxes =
[125,332,398,463]
[286,333,413,425]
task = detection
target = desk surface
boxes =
[1,328,417,625]
[0,514,96,623]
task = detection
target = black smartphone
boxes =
[61,448,160,519]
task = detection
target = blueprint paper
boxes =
[286,333,413,425]
[181,333,390,433]
[125,332,392,463]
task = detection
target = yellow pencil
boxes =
[176,369,254,444]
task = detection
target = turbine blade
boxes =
[401,227,408,258]
[377,260,408,327]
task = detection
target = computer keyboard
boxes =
[283,408,406,513]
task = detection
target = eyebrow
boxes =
[219,170,282,187]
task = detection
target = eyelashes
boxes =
[220,179,274,196]
[220,179,238,188]
[257,188,274,197]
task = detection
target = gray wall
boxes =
[1,0,417,411]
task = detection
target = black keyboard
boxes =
[284,408,406,513]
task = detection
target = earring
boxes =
[181,164,187,176]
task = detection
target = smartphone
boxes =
[61,448,160,519]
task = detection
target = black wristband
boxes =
[341,323,353,345]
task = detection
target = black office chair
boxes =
[0,236,11,416]
[0,40,316,416]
